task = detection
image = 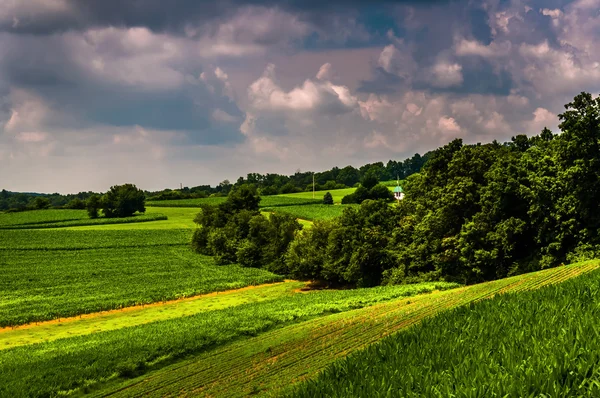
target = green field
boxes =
[90,261,598,397]
[0,209,168,229]
[289,260,600,397]
[0,282,458,397]
[279,188,356,204]
[264,204,357,221]
[147,195,321,208]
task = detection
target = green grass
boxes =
[0,228,192,250]
[0,282,458,397]
[147,196,321,208]
[65,207,200,230]
[93,261,599,398]
[0,281,306,350]
[264,204,358,221]
[288,260,600,397]
[0,209,167,229]
[279,188,356,204]
[0,245,282,327]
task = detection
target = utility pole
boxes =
[180,183,182,190]
[313,173,315,199]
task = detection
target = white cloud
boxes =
[438,116,461,133]
[316,63,333,80]
[430,62,463,88]
[247,63,358,115]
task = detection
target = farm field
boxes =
[147,195,321,208]
[279,188,356,204]
[0,245,282,326]
[289,259,600,397]
[263,204,357,221]
[90,260,599,397]
[0,282,458,397]
[66,207,201,230]
[0,209,167,229]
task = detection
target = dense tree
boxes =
[86,194,101,219]
[191,187,302,271]
[32,197,51,210]
[101,184,146,218]
[323,192,334,205]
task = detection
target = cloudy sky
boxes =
[1,0,599,193]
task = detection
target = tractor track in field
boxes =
[94,262,599,398]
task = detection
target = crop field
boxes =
[289,260,600,397]
[66,207,200,230]
[0,282,458,397]
[87,260,599,397]
[0,209,167,229]
[147,195,321,208]
[279,188,356,204]
[0,227,282,326]
[264,204,357,221]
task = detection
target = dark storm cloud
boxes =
[0,0,451,35]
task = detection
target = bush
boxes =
[101,184,145,218]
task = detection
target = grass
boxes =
[279,188,356,204]
[0,282,458,397]
[0,245,282,327]
[92,260,599,397]
[264,204,358,221]
[0,228,193,250]
[65,207,200,230]
[0,281,306,350]
[147,196,321,208]
[288,260,600,397]
[0,209,167,229]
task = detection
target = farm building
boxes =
[393,185,404,201]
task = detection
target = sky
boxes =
[1,0,599,193]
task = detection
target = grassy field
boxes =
[263,204,357,221]
[65,207,200,230]
[288,260,600,397]
[279,188,356,204]
[90,261,599,397]
[147,195,321,208]
[0,209,167,229]
[0,245,282,327]
[0,282,458,397]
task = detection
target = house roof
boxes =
[393,186,403,193]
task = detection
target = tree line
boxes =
[147,153,430,200]
[193,92,600,287]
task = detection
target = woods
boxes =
[193,92,600,287]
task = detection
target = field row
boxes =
[290,259,600,397]
[0,229,192,250]
[263,204,356,221]
[0,282,458,397]
[0,209,167,229]
[95,261,599,397]
[147,195,322,208]
[0,246,282,327]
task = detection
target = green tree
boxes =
[101,184,146,218]
[32,197,51,210]
[323,192,334,205]
[86,194,101,219]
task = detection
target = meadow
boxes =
[147,195,322,208]
[263,204,357,221]
[93,261,599,397]
[288,260,600,397]
[0,209,167,229]
[0,281,458,397]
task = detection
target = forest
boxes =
[192,92,600,286]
